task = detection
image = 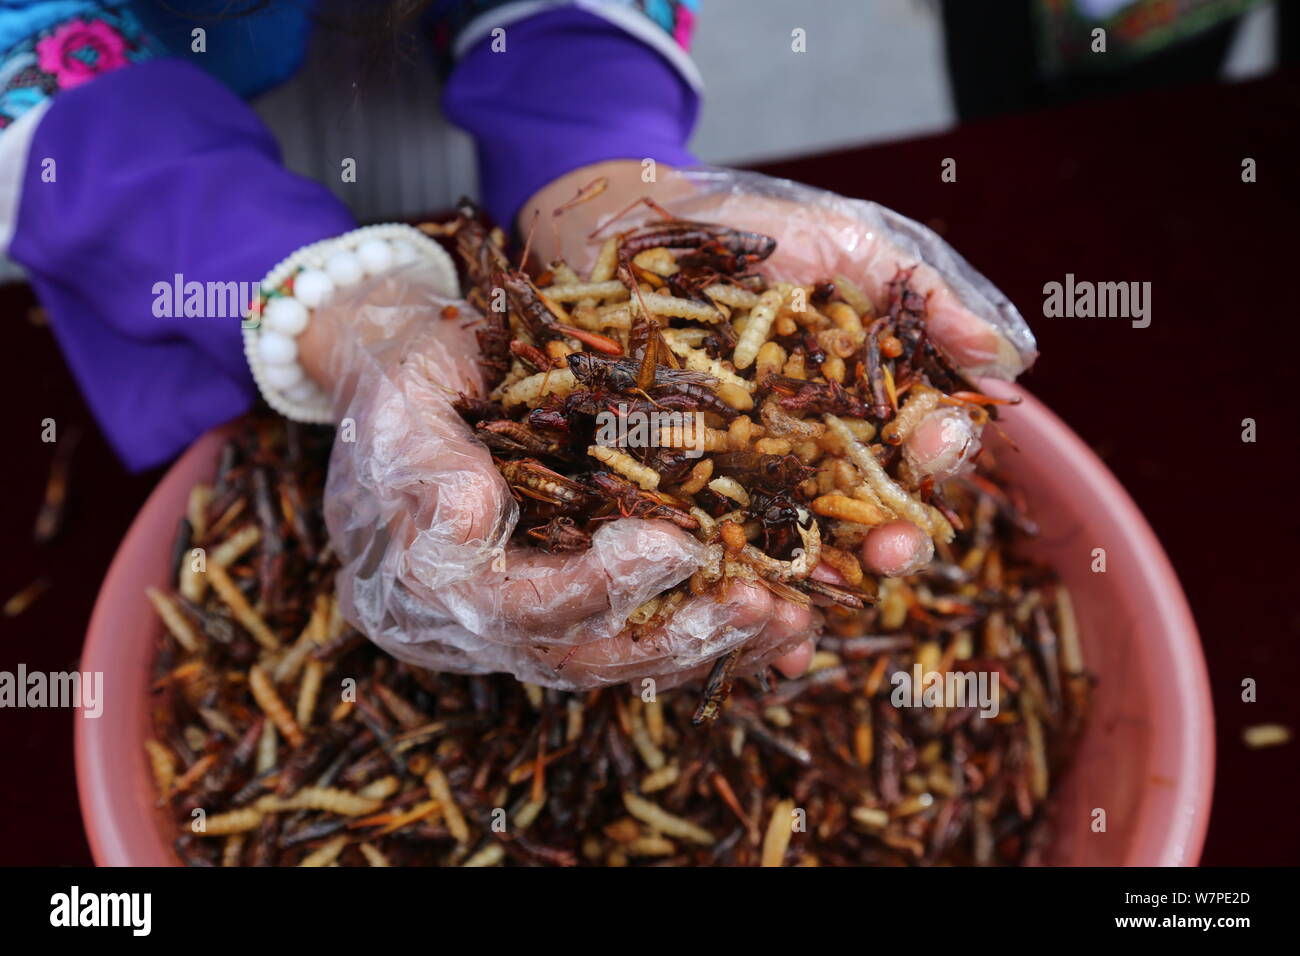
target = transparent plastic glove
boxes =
[526,164,1038,577]
[308,268,817,690]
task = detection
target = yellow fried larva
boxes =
[881,384,941,446]
[732,288,784,370]
[587,444,660,490]
[632,247,680,276]
[146,588,201,653]
[248,664,304,748]
[209,524,261,567]
[660,330,753,393]
[825,415,953,543]
[812,493,890,527]
[754,341,787,384]
[657,423,729,453]
[298,835,348,867]
[196,808,263,837]
[542,280,629,302]
[702,283,758,308]
[143,739,176,795]
[707,476,751,507]
[623,792,714,846]
[762,798,797,867]
[501,368,577,409]
[677,459,714,495]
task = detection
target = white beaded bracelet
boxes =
[243,223,459,423]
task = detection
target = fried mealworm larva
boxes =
[501,368,577,408]
[248,664,305,748]
[823,300,866,344]
[272,629,316,684]
[623,792,715,846]
[732,288,784,370]
[256,786,384,816]
[812,493,891,527]
[548,260,581,285]
[754,437,792,456]
[832,272,875,317]
[678,459,714,495]
[255,719,277,774]
[755,341,786,383]
[588,444,660,490]
[641,762,680,793]
[762,797,797,867]
[600,292,724,324]
[715,382,754,412]
[146,588,201,653]
[881,384,941,445]
[633,247,680,276]
[568,304,626,332]
[359,776,402,801]
[660,330,754,393]
[359,842,391,867]
[589,236,619,283]
[657,423,729,453]
[298,835,348,867]
[210,524,261,567]
[178,559,206,604]
[221,834,245,867]
[489,361,529,402]
[196,808,263,837]
[818,543,865,587]
[296,658,324,729]
[824,415,953,543]
[186,484,211,540]
[707,476,751,507]
[702,283,758,308]
[205,562,280,650]
[542,280,630,302]
[462,843,506,867]
[426,768,471,844]
[143,738,176,794]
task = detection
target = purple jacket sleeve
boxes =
[8,59,355,471]
[441,6,701,231]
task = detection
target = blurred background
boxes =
[259,0,1283,220]
[0,0,1285,278]
[3,0,1297,865]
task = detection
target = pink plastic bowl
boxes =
[76,385,1214,865]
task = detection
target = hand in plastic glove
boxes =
[296,268,818,692]
[522,161,1037,583]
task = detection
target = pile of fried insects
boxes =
[145,316,1090,865]
[448,199,1035,721]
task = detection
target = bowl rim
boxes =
[985,382,1215,866]
[76,389,1215,866]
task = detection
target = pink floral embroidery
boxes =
[36,18,128,90]
[673,7,695,49]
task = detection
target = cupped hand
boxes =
[300,269,818,690]
[521,161,1036,583]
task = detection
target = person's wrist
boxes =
[244,224,457,423]
[297,316,335,391]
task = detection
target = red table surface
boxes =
[1,71,1296,867]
